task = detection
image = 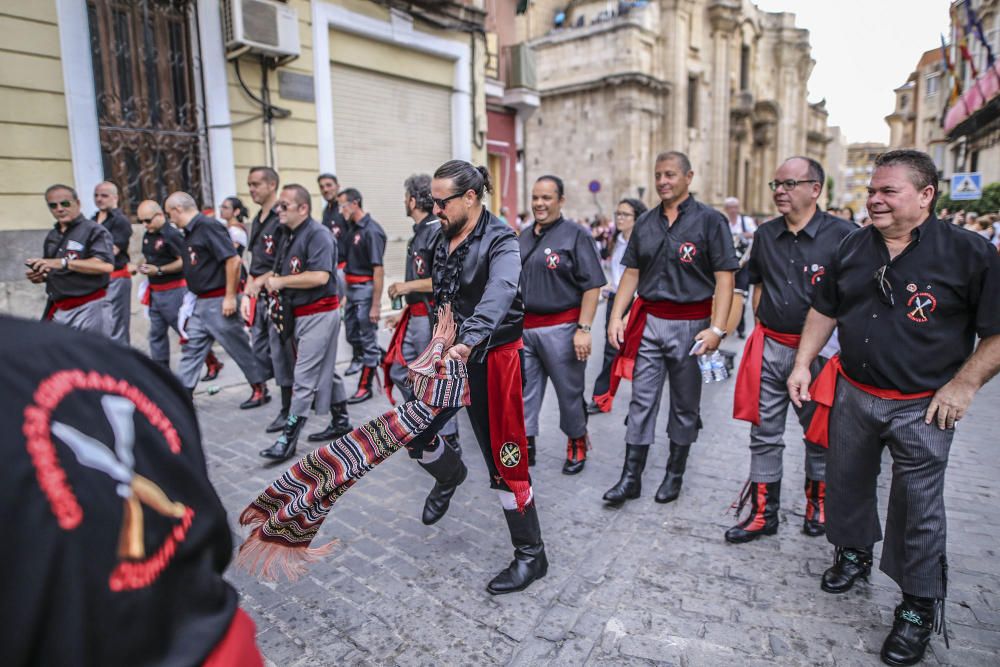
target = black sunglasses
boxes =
[47,200,73,210]
[138,214,161,224]
[432,192,464,210]
[767,179,819,192]
[874,264,894,307]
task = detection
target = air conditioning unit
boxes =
[222,0,300,61]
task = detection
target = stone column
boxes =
[708,2,740,205]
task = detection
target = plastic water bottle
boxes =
[697,354,713,383]
[710,351,728,382]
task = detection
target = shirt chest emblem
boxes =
[67,240,84,252]
[805,263,826,284]
[263,234,275,255]
[188,246,198,265]
[414,255,427,276]
[353,233,361,245]
[154,238,164,251]
[289,256,302,274]
[679,242,697,263]
[906,290,937,323]
[544,247,560,270]
[64,250,79,261]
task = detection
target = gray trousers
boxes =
[388,313,457,437]
[177,295,265,390]
[250,292,274,381]
[280,309,341,417]
[148,287,185,363]
[266,306,296,388]
[625,315,708,447]
[749,337,826,483]
[826,379,953,598]
[344,282,380,366]
[522,322,587,439]
[52,297,110,336]
[107,276,131,344]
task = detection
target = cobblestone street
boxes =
[195,308,1000,666]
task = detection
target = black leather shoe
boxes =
[239,383,270,409]
[881,595,937,666]
[724,480,780,543]
[654,442,690,503]
[307,401,352,442]
[803,479,826,537]
[821,546,873,593]
[347,366,375,404]
[259,415,307,462]
[603,444,648,505]
[526,436,536,467]
[344,358,363,376]
[419,444,467,525]
[487,504,548,595]
[585,400,602,415]
[265,409,289,433]
[562,435,588,475]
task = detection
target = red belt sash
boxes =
[197,287,227,299]
[337,261,346,270]
[345,273,372,284]
[110,267,131,280]
[149,278,187,292]
[487,339,531,512]
[47,288,107,319]
[593,297,713,411]
[202,608,263,667]
[382,301,432,404]
[733,326,802,425]
[293,295,340,317]
[524,307,580,329]
[805,354,935,447]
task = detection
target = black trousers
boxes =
[591,293,633,398]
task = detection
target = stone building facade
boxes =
[520,0,830,219]
[885,48,949,174]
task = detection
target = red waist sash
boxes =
[805,354,936,447]
[733,326,803,425]
[337,261,346,270]
[202,607,263,667]
[197,287,227,299]
[110,267,131,280]
[345,273,372,284]
[381,301,432,404]
[487,339,531,512]
[49,288,107,318]
[524,307,580,329]
[149,278,187,292]
[593,297,713,411]
[293,295,340,317]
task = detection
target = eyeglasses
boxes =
[47,200,73,210]
[614,211,635,219]
[275,201,295,211]
[768,179,819,192]
[874,264,894,307]
[432,192,464,210]
[138,214,161,224]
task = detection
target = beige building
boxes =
[825,125,846,208]
[0,0,494,318]
[885,48,949,174]
[520,0,831,219]
[842,142,887,220]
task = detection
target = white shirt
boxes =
[609,232,628,292]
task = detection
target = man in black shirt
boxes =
[26,184,114,335]
[339,188,387,403]
[519,175,605,474]
[136,200,186,368]
[166,192,268,409]
[789,150,1000,666]
[603,151,738,507]
[727,157,856,544]
[92,181,134,344]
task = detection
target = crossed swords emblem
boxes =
[414,256,426,275]
[264,235,274,254]
[545,253,560,269]
[909,295,933,321]
[679,243,696,262]
[499,442,521,467]
[289,256,302,273]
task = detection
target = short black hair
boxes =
[249,166,279,186]
[338,187,363,209]
[536,174,565,198]
[45,183,79,200]
[874,149,938,204]
[282,184,312,214]
[317,172,338,184]
[655,151,692,173]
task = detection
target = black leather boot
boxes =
[603,444,649,506]
[344,356,363,376]
[526,436,536,467]
[562,435,588,475]
[266,387,292,433]
[803,479,826,537]
[201,351,223,381]
[419,442,467,525]
[654,442,690,503]
[881,594,938,666]
[307,401,353,442]
[821,546,873,593]
[239,382,271,409]
[487,503,548,595]
[347,366,375,404]
[443,432,461,457]
[259,415,307,462]
[725,480,780,543]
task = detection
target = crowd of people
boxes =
[20,147,1000,667]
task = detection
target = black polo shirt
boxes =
[180,214,236,295]
[321,200,349,243]
[141,224,186,286]
[405,214,441,306]
[343,213,387,277]
[519,217,606,314]
[813,215,1000,393]
[748,209,857,334]
[274,217,337,309]
[621,195,738,302]
[247,205,282,277]
[42,215,114,301]
[432,208,523,362]
[93,208,133,270]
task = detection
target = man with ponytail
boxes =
[403,159,547,595]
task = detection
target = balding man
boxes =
[136,200,186,367]
[728,157,855,545]
[26,184,113,334]
[165,192,268,407]
[92,181,134,344]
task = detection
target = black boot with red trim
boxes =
[201,351,224,381]
[562,435,588,475]
[347,365,376,404]
[724,480,781,544]
[239,382,270,409]
[803,478,827,537]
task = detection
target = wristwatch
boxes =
[576,324,591,333]
[710,325,727,339]
[156,266,163,277]
[61,256,69,270]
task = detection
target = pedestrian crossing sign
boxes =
[950,172,982,201]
